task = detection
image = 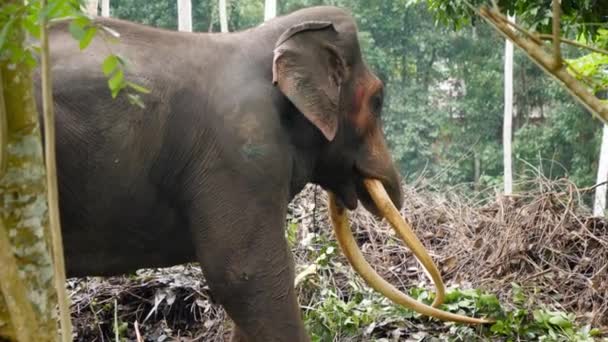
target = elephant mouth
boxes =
[326,179,494,324]
[349,166,402,217]
[354,178,383,217]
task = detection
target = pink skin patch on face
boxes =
[351,83,370,133]
[353,84,365,115]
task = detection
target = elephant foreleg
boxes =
[189,193,309,342]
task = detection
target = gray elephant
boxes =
[37,6,406,341]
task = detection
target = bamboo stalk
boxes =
[0,72,6,178]
[40,2,73,341]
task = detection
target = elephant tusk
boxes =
[363,179,445,308]
[328,191,494,324]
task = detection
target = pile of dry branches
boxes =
[69,177,608,341]
[341,177,607,327]
[68,265,227,341]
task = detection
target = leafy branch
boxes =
[0,0,150,108]
[536,34,608,56]
[473,3,608,123]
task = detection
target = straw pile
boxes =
[69,177,608,341]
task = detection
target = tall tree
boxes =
[177,0,192,32]
[85,0,98,15]
[101,0,110,17]
[503,14,514,195]
[219,0,228,32]
[265,0,277,21]
[594,125,608,216]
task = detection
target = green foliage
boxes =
[68,15,99,50]
[482,283,603,342]
[1,1,99,66]
[296,232,603,340]
[4,0,599,199]
[566,28,608,97]
[301,251,602,341]
[420,0,608,42]
[110,0,263,33]
[100,54,150,106]
[0,0,149,107]
[567,52,608,92]
[514,99,601,188]
[286,220,299,247]
[96,0,606,193]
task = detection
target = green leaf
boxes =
[533,310,549,324]
[23,15,41,39]
[0,16,16,51]
[590,328,601,336]
[548,313,572,328]
[10,47,24,64]
[24,51,38,69]
[72,16,91,29]
[42,0,76,21]
[68,20,85,40]
[102,55,119,76]
[79,27,97,50]
[511,283,526,304]
[108,69,125,98]
[479,293,500,307]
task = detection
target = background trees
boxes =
[178,0,193,32]
[103,0,604,203]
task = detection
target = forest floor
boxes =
[69,177,608,341]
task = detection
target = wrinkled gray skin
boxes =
[35,6,403,341]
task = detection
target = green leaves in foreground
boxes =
[1,0,151,108]
[68,9,151,107]
[68,16,98,50]
[303,281,603,341]
[101,54,150,107]
[565,28,608,98]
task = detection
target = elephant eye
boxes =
[370,91,383,116]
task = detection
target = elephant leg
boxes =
[189,192,309,342]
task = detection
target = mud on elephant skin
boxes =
[37,5,406,342]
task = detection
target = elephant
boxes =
[35,5,486,342]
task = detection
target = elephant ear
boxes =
[272,21,348,141]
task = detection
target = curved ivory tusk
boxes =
[363,179,445,308]
[328,191,494,324]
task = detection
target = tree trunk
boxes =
[503,14,515,195]
[474,150,481,191]
[177,0,192,32]
[101,0,110,17]
[85,0,98,15]
[0,6,58,341]
[219,0,228,32]
[594,124,608,216]
[264,0,277,21]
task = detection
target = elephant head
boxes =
[272,11,491,324]
[272,17,402,218]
